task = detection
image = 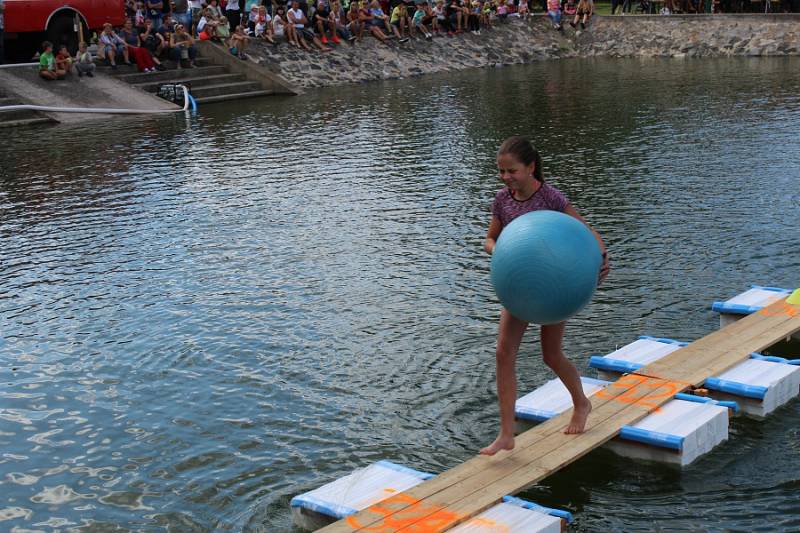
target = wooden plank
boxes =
[321,297,800,533]
[319,375,653,533]
[644,306,800,385]
[328,376,685,532]
[393,377,685,531]
[641,300,798,382]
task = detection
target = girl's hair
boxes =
[497,136,544,182]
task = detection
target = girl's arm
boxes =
[564,203,609,281]
[484,215,502,255]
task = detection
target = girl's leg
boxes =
[540,322,592,434]
[480,309,528,456]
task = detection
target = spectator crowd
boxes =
[33,0,798,80]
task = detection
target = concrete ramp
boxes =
[0,65,179,125]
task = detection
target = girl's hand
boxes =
[598,252,610,284]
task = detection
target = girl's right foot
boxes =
[480,434,515,456]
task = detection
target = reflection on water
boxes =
[1,57,799,532]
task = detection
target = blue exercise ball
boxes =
[490,210,602,325]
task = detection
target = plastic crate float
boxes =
[712,285,795,328]
[290,460,572,532]
[516,377,736,466]
[589,336,800,418]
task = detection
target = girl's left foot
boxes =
[564,399,592,434]
[480,434,515,456]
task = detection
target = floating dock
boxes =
[516,377,737,466]
[291,461,573,532]
[314,293,800,532]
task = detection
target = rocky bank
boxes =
[243,14,800,90]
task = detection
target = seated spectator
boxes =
[359,1,390,43]
[228,24,251,58]
[433,0,449,33]
[480,0,492,29]
[38,41,65,80]
[467,0,481,34]
[372,0,407,41]
[412,2,434,39]
[119,17,158,72]
[330,1,356,42]
[217,16,232,40]
[255,6,275,43]
[547,0,562,29]
[518,0,529,17]
[569,0,591,31]
[157,14,177,51]
[247,4,259,34]
[347,2,365,42]
[495,0,509,21]
[75,41,96,77]
[55,45,74,75]
[446,0,464,33]
[288,0,332,51]
[169,23,197,67]
[140,18,168,67]
[314,0,338,45]
[563,0,577,18]
[273,7,291,44]
[189,0,204,32]
[390,2,412,39]
[99,22,130,68]
[197,8,218,39]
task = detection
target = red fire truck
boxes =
[3,1,125,60]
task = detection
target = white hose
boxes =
[0,84,192,114]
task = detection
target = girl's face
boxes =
[496,153,535,193]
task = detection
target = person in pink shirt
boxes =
[480,136,609,456]
[547,0,562,31]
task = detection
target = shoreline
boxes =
[241,14,800,91]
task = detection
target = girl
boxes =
[547,0,561,30]
[480,137,609,456]
[570,0,591,32]
[517,0,529,18]
[347,2,365,42]
[228,24,251,59]
[255,5,275,43]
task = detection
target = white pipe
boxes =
[0,63,40,69]
[0,85,192,114]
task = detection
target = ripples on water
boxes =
[1,57,799,532]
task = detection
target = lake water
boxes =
[1,56,800,532]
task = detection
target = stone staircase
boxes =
[0,91,56,128]
[98,55,275,105]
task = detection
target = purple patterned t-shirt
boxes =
[491,183,569,228]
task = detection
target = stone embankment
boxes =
[244,15,800,90]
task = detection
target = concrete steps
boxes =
[115,65,229,84]
[193,90,274,105]
[134,73,246,93]
[101,53,274,106]
[188,81,264,99]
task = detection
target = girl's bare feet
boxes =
[480,434,515,456]
[564,399,592,434]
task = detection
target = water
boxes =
[1,56,799,532]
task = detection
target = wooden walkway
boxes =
[321,297,800,532]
